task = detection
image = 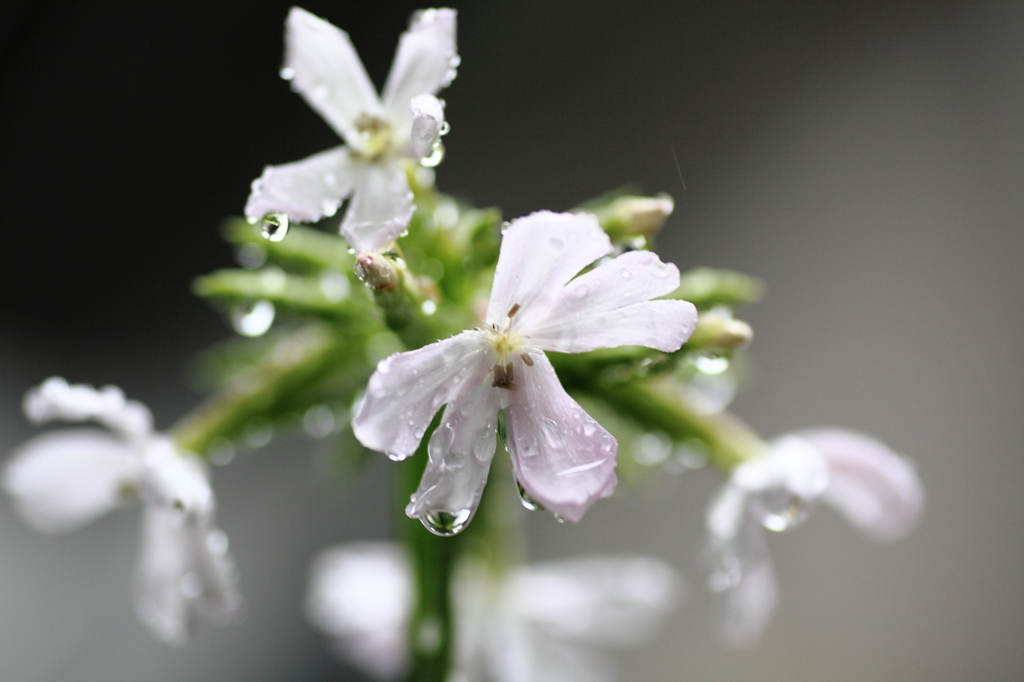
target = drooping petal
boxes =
[140,437,214,519]
[406,370,501,534]
[353,332,494,459]
[244,146,356,223]
[381,9,457,127]
[3,428,142,533]
[23,377,152,442]
[529,250,697,353]
[800,429,925,542]
[408,94,445,159]
[283,7,382,144]
[486,212,613,331]
[712,548,779,650]
[306,543,411,681]
[340,159,414,253]
[190,523,243,630]
[505,353,617,523]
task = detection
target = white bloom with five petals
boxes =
[246,7,458,254]
[3,377,242,645]
[704,428,924,648]
[353,211,697,533]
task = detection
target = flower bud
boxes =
[589,193,675,241]
[354,253,400,291]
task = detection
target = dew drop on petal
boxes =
[549,237,565,251]
[439,121,450,136]
[420,141,445,168]
[206,530,229,556]
[279,66,295,80]
[260,212,290,242]
[421,300,437,315]
[321,199,338,217]
[695,355,730,375]
[387,452,409,462]
[231,300,275,337]
[421,509,472,536]
[516,480,543,511]
[553,513,566,524]
[620,268,633,279]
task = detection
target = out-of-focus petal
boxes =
[486,212,613,331]
[141,437,214,519]
[381,9,457,126]
[23,377,152,441]
[801,429,925,542]
[283,7,382,144]
[712,549,778,650]
[508,555,682,646]
[734,435,828,532]
[3,428,142,533]
[353,332,493,459]
[340,160,414,253]
[191,524,243,628]
[506,354,617,523]
[408,94,445,159]
[244,146,356,223]
[306,543,411,681]
[134,506,196,646]
[406,372,501,533]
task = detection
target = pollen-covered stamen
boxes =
[520,352,534,367]
[507,303,520,318]
[491,361,516,390]
[349,113,394,162]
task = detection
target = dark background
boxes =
[2,2,1022,680]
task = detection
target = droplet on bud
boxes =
[421,509,472,536]
[260,213,290,242]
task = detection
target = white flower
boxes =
[3,377,241,645]
[245,7,458,254]
[352,211,697,533]
[704,428,924,648]
[306,542,682,682]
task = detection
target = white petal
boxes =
[24,377,152,441]
[381,9,457,124]
[486,212,613,331]
[406,372,501,530]
[352,332,494,459]
[801,429,925,542]
[408,94,445,159]
[529,250,697,352]
[191,523,243,628]
[705,482,749,543]
[134,506,196,645]
[713,550,778,649]
[508,555,681,646]
[141,437,214,519]
[735,436,829,532]
[307,543,411,681]
[3,428,142,533]
[284,7,382,143]
[340,160,414,253]
[506,353,617,523]
[244,146,356,223]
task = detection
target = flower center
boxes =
[350,113,394,162]
[486,303,533,390]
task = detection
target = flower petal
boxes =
[244,146,356,223]
[712,549,778,649]
[800,429,925,542]
[408,94,445,159]
[381,9,458,125]
[505,353,617,523]
[141,437,214,519]
[283,7,382,144]
[406,371,501,532]
[529,250,697,352]
[353,332,494,459]
[3,428,142,533]
[486,212,613,331]
[24,376,152,441]
[340,159,414,253]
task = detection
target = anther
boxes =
[520,353,534,367]
[507,303,520,318]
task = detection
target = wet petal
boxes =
[244,146,356,223]
[24,377,152,441]
[340,160,414,253]
[141,437,214,519]
[408,94,445,159]
[530,250,697,352]
[735,435,829,532]
[406,371,501,533]
[353,332,493,459]
[3,428,142,533]
[381,9,458,126]
[284,7,382,143]
[712,547,778,649]
[487,212,613,331]
[801,429,925,542]
[506,353,617,523]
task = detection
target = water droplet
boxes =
[421,509,472,536]
[178,572,203,599]
[260,213,289,242]
[311,84,330,101]
[387,451,409,462]
[620,268,633,279]
[279,66,295,80]
[319,270,350,302]
[516,480,543,511]
[208,438,236,466]
[231,300,275,337]
[549,237,564,251]
[323,172,336,187]
[244,419,274,448]
[582,421,596,436]
[439,120,451,136]
[695,355,730,375]
[303,404,336,438]
[633,431,672,466]
[420,141,445,168]
[449,54,461,68]
[246,215,258,225]
[421,300,437,315]
[205,530,229,556]
[321,199,338,217]
[553,514,566,524]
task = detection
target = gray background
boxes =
[1,2,1022,680]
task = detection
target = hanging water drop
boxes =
[231,300,275,337]
[439,120,450,136]
[386,451,409,462]
[516,481,543,511]
[260,213,289,242]
[421,509,472,536]
[420,141,445,168]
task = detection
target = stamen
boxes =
[507,303,520,318]
[520,352,534,367]
[491,362,517,390]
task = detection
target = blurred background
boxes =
[2,1,1022,680]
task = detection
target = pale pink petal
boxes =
[381,9,457,127]
[800,429,925,542]
[140,437,214,519]
[244,146,356,223]
[3,428,142,533]
[340,160,414,253]
[529,250,696,352]
[505,353,617,523]
[408,94,445,159]
[406,371,502,534]
[353,332,494,459]
[24,377,152,441]
[486,212,613,331]
[283,7,382,144]
[736,436,829,532]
